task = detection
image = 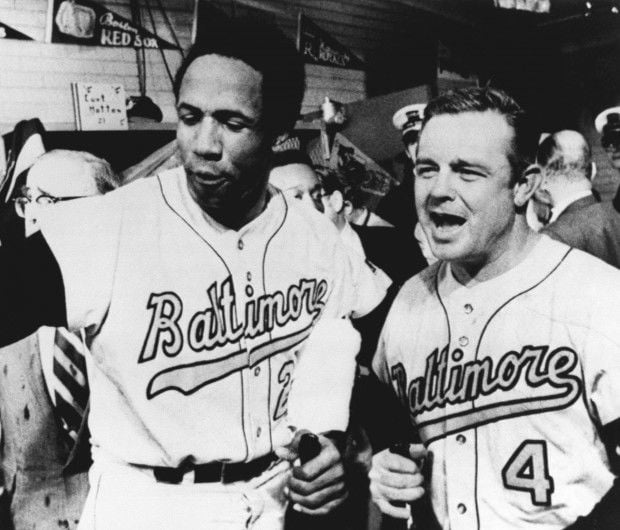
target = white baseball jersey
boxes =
[373,235,620,529]
[40,166,387,468]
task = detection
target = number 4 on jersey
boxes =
[502,440,555,506]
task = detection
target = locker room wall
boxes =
[0,0,426,134]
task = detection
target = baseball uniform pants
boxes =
[78,458,291,530]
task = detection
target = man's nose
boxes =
[193,118,223,158]
[429,168,457,200]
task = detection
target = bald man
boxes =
[17,149,119,237]
[531,130,599,231]
[1,150,120,530]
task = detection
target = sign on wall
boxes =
[297,14,364,70]
[51,0,179,49]
[72,82,128,130]
[0,21,33,40]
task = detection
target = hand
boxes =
[276,430,348,515]
[369,444,427,519]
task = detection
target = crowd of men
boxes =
[1,13,620,530]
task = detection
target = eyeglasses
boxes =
[13,194,86,218]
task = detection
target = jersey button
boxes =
[238,239,244,250]
[247,271,252,282]
[246,285,254,297]
[456,434,466,444]
[256,427,262,437]
[464,303,473,314]
[457,503,467,514]
[254,367,261,377]
[459,336,469,347]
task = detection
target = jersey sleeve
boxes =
[371,292,402,385]
[581,272,620,428]
[370,279,416,385]
[372,327,391,385]
[38,193,122,334]
[325,242,391,320]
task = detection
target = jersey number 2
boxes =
[274,361,294,421]
[502,440,554,506]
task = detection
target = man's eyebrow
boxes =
[176,103,256,124]
[414,157,437,166]
[280,185,302,192]
[211,109,256,123]
[176,102,201,113]
[450,158,491,172]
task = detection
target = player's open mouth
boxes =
[429,211,466,230]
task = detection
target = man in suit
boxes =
[531,130,599,232]
[537,122,620,268]
[0,150,120,530]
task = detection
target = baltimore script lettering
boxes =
[139,276,328,362]
[391,344,582,417]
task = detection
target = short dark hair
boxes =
[174,17,305,140]
[315,167,348,196]
[421,87,539,183]
[269,149,313,171]
[313,166,369,208]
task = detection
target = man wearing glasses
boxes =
[14,149,119,236]
[1,149,120,530]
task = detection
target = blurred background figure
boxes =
[0,149,121,530]
[535,112,620,268]
[315,166,366,257]
[268,150,324,212]
[345,185,394,228]
[15,149,119,237]
[391,103,436,266]
[317,166,425,287]
[597,105,620,173]
[0,119,47,247]
[529,130,598,233]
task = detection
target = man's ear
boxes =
[532,186,552,206]
[513,164,542,208]
[329,190,345,213]
[343,198,354,218]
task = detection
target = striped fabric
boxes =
[52,328,89,443]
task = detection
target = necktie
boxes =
[52,327,89,443]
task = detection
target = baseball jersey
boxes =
[373,235,620,529]
[39,166,387,468]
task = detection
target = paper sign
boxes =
[72,82,128,130]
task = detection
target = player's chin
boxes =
[428,238,469,262]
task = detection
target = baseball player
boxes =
[369,87,620,529]
[0,17,388,530]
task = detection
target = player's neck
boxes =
[197,185,270,231]
[451,223,541,286]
